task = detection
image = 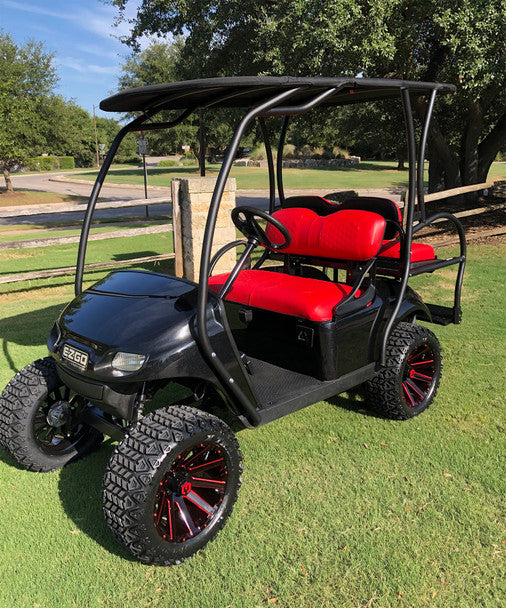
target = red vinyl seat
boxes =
[208,208,385,321]
[208,270,358,321]
[265,207,386,260]
[378,240,436,262]
[334,197,436,263]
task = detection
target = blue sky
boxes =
[0,0,150,117]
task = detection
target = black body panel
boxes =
[224,297,382,381]
[49,271,256,419]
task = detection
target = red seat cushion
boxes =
[208,270,358,321]
[379,241,436,262]
[265,208,386,260]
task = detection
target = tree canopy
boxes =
[117,40,235,166]
[0,30,138,191]
[109,0,505,190]
[0,30,57,190]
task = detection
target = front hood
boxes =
[49,270,219,381]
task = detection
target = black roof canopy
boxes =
[100,76,455,114]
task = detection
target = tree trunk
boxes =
[477,111,506,182]
[2,165,14,192]
[460,100,483,186]
[413,98,461,193]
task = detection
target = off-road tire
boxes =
[364,322,442,419]
[102,405,242,566]
[0,357,103,471]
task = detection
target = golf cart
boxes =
[0,77,466,566]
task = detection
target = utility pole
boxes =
[93,105,100,169]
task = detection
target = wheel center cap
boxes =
[181,481,192,496]
[46,401,70,427]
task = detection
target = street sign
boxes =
[137,139,148,155]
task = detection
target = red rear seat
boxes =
[379,240,436,262]
[208,270,357,321]
[335,197,436,263]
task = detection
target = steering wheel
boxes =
[231,206,291,250]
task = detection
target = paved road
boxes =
[9,172,151,202]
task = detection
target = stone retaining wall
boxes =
[234,156,360,168]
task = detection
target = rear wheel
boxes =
[102,405,242,566]
[0,357,103,471]
[364,322,442,419]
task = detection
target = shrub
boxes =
[179,157,197,166]
[249,145,277,161]
[311,147,325,158]
[59,156,75,170]
[298,145,313,157]
[25,155,60,171]
[158,159,179,167]
[115,155,141,165]
[332,146,349,159]
[283,144,296,159]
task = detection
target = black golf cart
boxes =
[0,77,466,566]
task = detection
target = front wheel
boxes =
[102,405,242,566]
[363,322,442,419]
[0,357,103,471]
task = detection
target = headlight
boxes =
[111,352,146,372]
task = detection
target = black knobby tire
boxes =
[102,405,242,566]
[0,357,103,472]
[364,322,442,419]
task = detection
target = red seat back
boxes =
[340,197,401,239]
[265,208,386,261]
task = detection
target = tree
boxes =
[117,40,234,169]
[0,31,57,190]
[108,0,505,191]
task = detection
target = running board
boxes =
[256,362,376,425]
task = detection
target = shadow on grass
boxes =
[58,441,137,562]
[81,166,210,181]
[327,389,387,420]
[0,303,65,374]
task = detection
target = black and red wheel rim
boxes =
[153,442,228,543]
[401,343,436,408]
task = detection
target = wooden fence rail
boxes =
[0,195,171,218]
[1,196,174,285]
[1,180,504,287]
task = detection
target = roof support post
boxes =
[417,89,437,221]
[379,88,417,365]
[277,117,290,208]
[196,88,300,426]
[258,117,276,213]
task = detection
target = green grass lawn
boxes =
[0,238,504,607]
[76,160,506,192]
[0,232,174,287]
